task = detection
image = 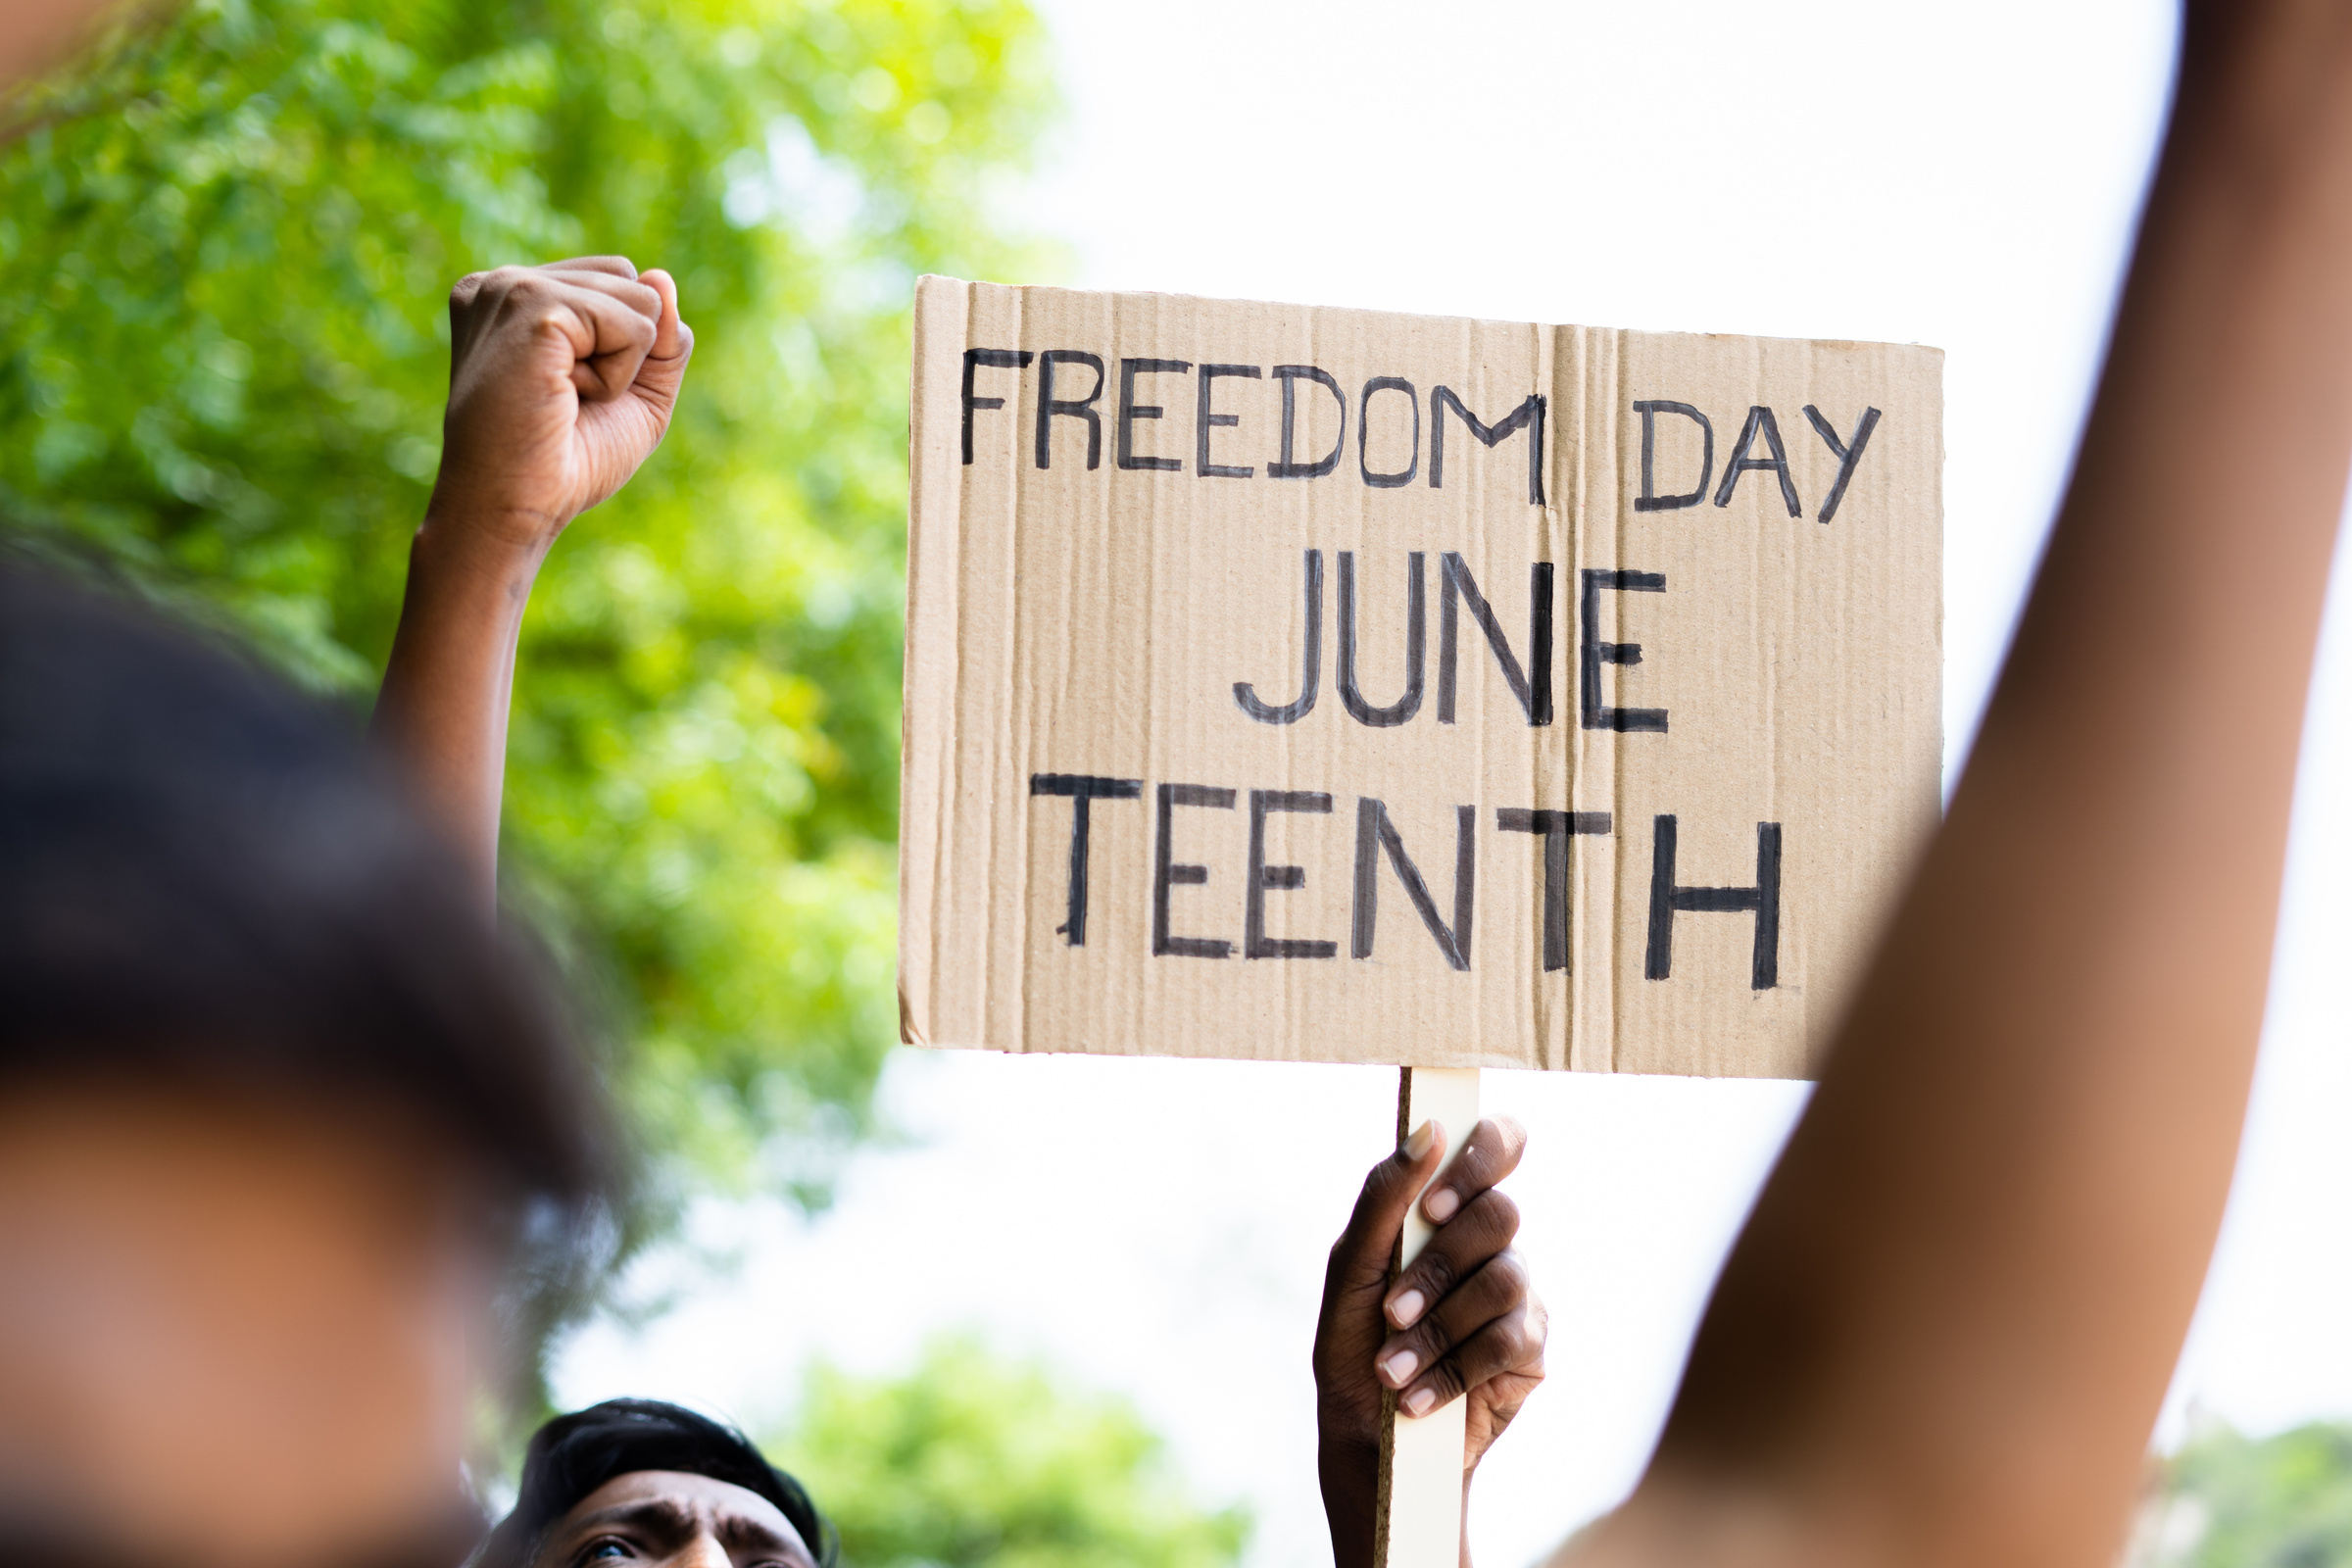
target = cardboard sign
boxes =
[899,279,1940,1077]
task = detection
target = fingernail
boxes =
[1404,1119,1438,1159]
[1423,1187,1459,1224]
[1382,1349,1419,1386]
[1402,1387,1437,1418]
[1388,1288,1427,1327]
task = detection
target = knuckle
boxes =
[1504,1299,1548,1357]
[1485,1189,1521,1237]
[1363,1151,1415,1203]
[1454,1190,1517,1251]
[1487,1248,1531,1298]
[1400,1312,1452,1362]
[1410,1247,1461,1302]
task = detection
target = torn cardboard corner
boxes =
[898,277,1942,1078]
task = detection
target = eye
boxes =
[573,1539,638,1564]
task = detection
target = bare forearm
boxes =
[1319,1438,1379,1568]
[371,510,546,895]
[369,257,690,903]
[1623,10,2352,1565]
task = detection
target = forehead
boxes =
[0,1084,490,1565]
[564,1469,802,1538]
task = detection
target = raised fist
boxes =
[428,256,694,550]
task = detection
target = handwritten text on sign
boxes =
[900,281,1940,1078]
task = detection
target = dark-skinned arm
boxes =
[372,257,693,896]
[1574,7,2352,1567]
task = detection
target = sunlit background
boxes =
[8,2,2351,1566]
[558,3,2352,1564]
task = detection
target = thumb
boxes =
[626,268,694,419]
[1327,1119,1447,1299]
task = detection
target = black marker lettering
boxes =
[1351,799,1475,971]
[1438,555,1553,726]
[1035,350,1104,470]
[1802,404,1882,524]
[1712,406,1802,516]
[1358,376,1420,489]
[1234,550,1323,725]
[1580,569,1669,732]
[1118,358,1193,471]
[1495,808,1611,972]
[1246,790,1338,959]
[1152,783,1236,957]
[1644,816,1782,990]
[1430,387,1546,505]
[1632,400,1712,511]
[1029,774,1142,946]
[1338,551,1426,727]
[961,348,1033,465]
[1197,364,1260,478]
[1269,366,1346,479]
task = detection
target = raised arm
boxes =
[1578,8,2352,1567]
[372,257,692,894]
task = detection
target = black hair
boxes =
[0,561,615,1225]
[479,1399,838,1568]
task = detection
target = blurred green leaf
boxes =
[775,1337,1251,1568]
[2141,1420,2352,1568]
[0,0,1060,1259]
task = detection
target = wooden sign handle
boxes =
[1374,1065,1483,1568]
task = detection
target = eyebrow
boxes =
[557,1497,810,1562]
[717,1515,807,1557]
[562,1498,697,1540]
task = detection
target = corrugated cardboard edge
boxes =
[898,274,970,1047]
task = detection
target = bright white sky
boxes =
[555,5,2352,1566]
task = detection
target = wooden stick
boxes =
[1374,1064,1483,1568]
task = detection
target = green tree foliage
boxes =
[0,0,1056,1212]
[2143,1420,2352,1568]
[775,1337,1250,1568]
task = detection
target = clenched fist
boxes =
[428,256,694,550]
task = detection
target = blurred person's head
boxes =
[478,1399,834,1568]
[0,0,116,84]
[0,563,615,1568]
